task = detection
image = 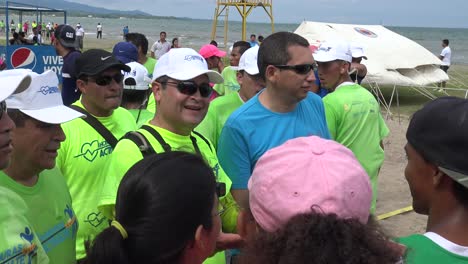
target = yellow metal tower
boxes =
[211,0,274,48]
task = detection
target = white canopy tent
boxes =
[294,21,468,116]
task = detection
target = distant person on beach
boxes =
[196,46,264,150]
[257,35,264,45]
[0,20,4,33]
[210,40,218,47]
[9,19,15,32]
[349,42,368,84]
[397,97,468,263]
[122,25,129,39]
[315,40,389,213]
[199,44,226,74]
[438,39,451,90]
[27,27,42,44]
[96,23,102,39]
[125,32,157,113]
[46,22,52,40]
[75,23,85,50]
[171,37,180,48]
[213,40,251,96]
[217,32,330,209]
[150,31,171,59]
[249,34,258,47]
[53,24,82,106]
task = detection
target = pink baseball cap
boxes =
[199,44,227,59]
[248,136,372,232]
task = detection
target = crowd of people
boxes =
[0,23,467,264]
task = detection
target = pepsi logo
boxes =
[354,27,378,38]
[11,47,37,69]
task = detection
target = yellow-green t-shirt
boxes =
[98,124,235,264]
[0,168,77,264]
[56,101,137,259]
[323,84,389,213]
[144,57,157,114]
[195,92,243,150]
[213,66,239,96]
[128,109,154,128]
[0,186,50,264]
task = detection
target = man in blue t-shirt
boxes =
[53,24,81,106]
[217,31,330,209]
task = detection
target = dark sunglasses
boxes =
[162,81,213,98]
[273,63,318,75]
[0,101,6,119]
[88,73,124,86]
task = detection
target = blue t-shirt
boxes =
[61,50,81,106]
[217,91,331,189]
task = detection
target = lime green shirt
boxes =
[0,186,50,264]
[213,66,239,96]
[98,124,236,264]
[398,234,468,263]
[0,168,77,264]
[323,84,389,213]
[196,92,243,149]
[144,57,157,114]
[56,101,137,260]
[128,109,154,128]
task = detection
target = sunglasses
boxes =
[273,63,318,75]
[88,73,124,86]
[0,101,6,119]
[162,81,213,98]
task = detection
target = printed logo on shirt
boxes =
[84,211,106,228]
[0,226,39,264]
[64,204,78,238]
[74,140,113,162]
[38,85,59,95]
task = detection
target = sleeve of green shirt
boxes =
[323,99,339,140]
[195,106,217,149]
[378,112,390,140]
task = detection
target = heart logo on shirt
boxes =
[76,140,100,162]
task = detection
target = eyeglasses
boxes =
[273,63,318,75]
[162,81,213,98]
[88,73,124,86]
[0,101,6,119]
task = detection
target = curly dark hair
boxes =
[240,212,403,264]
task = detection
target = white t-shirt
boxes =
[97,25,102,32]
[76,27,85,37]
[440,46,451,66]
[150,40,171,59]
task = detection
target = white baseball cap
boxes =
[313,40,352,63]
[0,69,32,101]
[124,62,151,90]
[236,46,259,75]
[6,70,85,124]
[152,48,223,83]
[350,42,367,60]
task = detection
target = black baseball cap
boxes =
[407,96,468,188]
[75,49,131,77]
[55,24,76,48]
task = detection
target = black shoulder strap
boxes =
[140,125,172,152]
[192,130,213,153]
[121,131,156,157]
[69,105,118,149]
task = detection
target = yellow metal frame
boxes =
[211,0,274,45]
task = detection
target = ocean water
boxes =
[7,14,468,64]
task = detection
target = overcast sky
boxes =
[68,0,468,28]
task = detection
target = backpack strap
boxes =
[140,125,172,152]
[121,131,156,157]
[191,130,213,153]
[69,105,118,149]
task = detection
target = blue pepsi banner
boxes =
[2,45,63,83]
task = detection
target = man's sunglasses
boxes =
[88,73,124,86]
[273,63,318,75]
[162,81,213,98]
[0,101,6,119]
